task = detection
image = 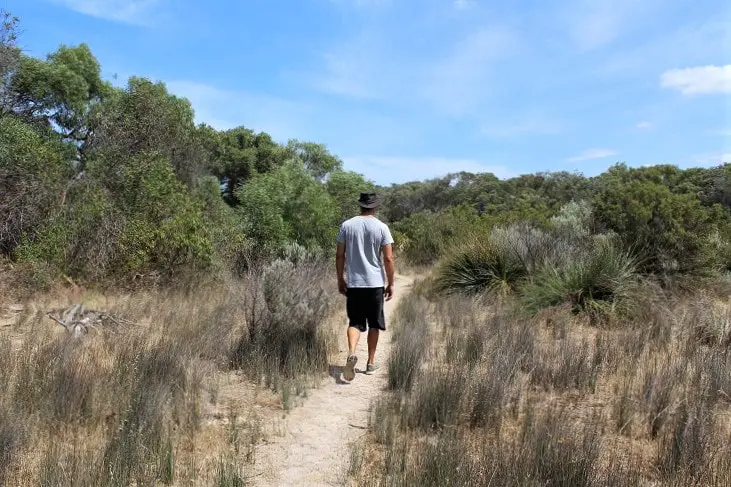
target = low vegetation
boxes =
[0,259,337,486]
[4,6,731,486]
[350,280,731,486]
[351,200,731,486]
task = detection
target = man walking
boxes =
[336,192,395,382]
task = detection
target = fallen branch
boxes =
[46,303,136,337]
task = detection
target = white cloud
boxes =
[598,20,729,77]
[313,32,392,99]
[693,152,731,165]
[420,27,519,114]
[636,121,653,130]
[343,155,515,185]
[312,24,519,115]
[566,148,618,163]
[454,0,476,10]
[482,116,563,138]
[166,81,314,142]
[661,65,731,95]
[48,0,161,25]
[564,0,659,51]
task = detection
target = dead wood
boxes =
[46,303,136,336]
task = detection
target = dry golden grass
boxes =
[0,260,339,486]
[349,282,731,486]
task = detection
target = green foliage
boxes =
[394,205,483,265]
[285,139,343,181]
[9,43,107,142]
[520,236,637,316]
[436,238,523,296]
[14,180,119,280]
[594,164,721,279]
[235,160,338,258]
[435,223,555,296]
[89,77,206,184]
[550,199,593,239]
[214,127,289,204]
[0,10,20,111]
[325,169,375,222]
[4,9,731,292]
[0,116,72,254]
[113,153,212,275]
[194,176,251,272]
[16,153,212,280]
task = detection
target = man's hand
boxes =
[338,279,348,297]
[385,284,394,301]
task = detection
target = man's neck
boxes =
[360,211,376,217]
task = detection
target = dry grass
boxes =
[349,282,731,486]
[0,259,338,486]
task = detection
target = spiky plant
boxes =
[435,236,527,296]
[520,236,637,317]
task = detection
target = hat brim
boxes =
[357,200,379,209]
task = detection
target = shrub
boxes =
[0,116,71,256]
[231,259,337,400]
[435,236,526,295]
[406,366,466,431]
[393,205,483,266]
[520,236,637,316]
[387,295,431,392]
[16,152,214,282]
[435,222,560,295]
[594,165,721,281]
[0,410,25,485]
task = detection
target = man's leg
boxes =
[347,326,361,356]
[365,288,386,372]
[344,288,365,381]
[367,329,379,365]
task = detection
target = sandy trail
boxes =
[253,274,413,487]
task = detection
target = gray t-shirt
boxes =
[336,215,394,288]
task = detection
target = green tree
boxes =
[213,127,289,204]
[325,170,375,222]
[88,77,210,186]
[0,10,20,114]
[235,160,338,257]
[285,139,343,181]
[0,116,72,255]
[594,164,719,278]
[9,43,108,151]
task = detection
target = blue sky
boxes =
[6,0,731,185]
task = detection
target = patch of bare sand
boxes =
[252,274,414,487]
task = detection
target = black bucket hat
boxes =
[357,192,379,209]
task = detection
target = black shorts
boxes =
[346,287,386,332]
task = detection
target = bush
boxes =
[0,116,71,256]
[387,294,431,391]
[594,165,721,281]
[231,259,337,403]
[520,236,637,317]
[16,152,214,282]
[435,222,558,295]
[392,205,483,266]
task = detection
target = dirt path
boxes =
[253,274,414,487]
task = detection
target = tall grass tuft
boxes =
[231,259,336,396]
[520,237,637,317]
[435,222,583,296]
[387,294,431,391]
[0,258,338,485]
[350,269,731,486]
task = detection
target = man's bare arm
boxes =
[336,242,347,295]
[383,243,395,300]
